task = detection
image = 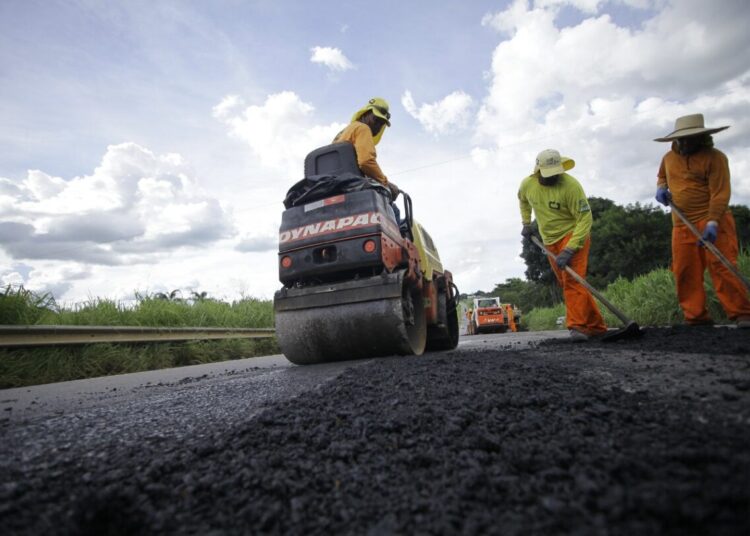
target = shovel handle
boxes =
[530,236,633,325]
[669,203,750,294]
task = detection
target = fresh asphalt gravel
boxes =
[1,327,749,535]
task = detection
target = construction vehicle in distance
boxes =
[273,142,460,365]
[466,296,520,334]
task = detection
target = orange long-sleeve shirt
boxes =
[657,145,731,225]
[333,122,388,185]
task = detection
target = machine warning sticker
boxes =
[280,212,383,244]
[304,195,346,212]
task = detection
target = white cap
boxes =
[534,149,575,177]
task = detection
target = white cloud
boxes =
[475,0,750,210]
[470,147,492,169]
[309,46,354,71]
[535,0,603,14]
[0,143,233,266]
[402,90,474,135]
[483,0,656,29]
[213,91,345,176]
[235,234,276,253]
[211,94,243,120]
[0,270,25,288]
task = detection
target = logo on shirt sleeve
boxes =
[578,199,591,213]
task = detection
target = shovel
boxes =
[530,236,642,342]
[669,202,750,294]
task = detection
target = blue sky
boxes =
[1,0,749,302]
[2,1,486,170]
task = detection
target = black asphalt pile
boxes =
[584,325,749,356]
[2,327,749,535]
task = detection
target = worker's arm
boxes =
[518,182,532,225]
[655,155,672,206]
[706,151,731,223]
[565,182,593,250]
[350,123,388,185]
[656,152,668,189]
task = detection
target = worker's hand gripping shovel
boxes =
[530,236,642,342]
[668,202,750,295]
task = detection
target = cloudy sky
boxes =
[1,0,749,303]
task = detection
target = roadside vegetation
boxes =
[0,289,277,389]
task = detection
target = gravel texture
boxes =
[1,327,749,535]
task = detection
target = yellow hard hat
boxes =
[351,97,391,145]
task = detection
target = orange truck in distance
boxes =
[466,297,520,335]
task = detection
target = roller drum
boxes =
[274,270,426,365]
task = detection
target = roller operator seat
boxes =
[304,142,363,179]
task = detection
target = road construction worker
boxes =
[518,149,608,341]
[333,97,400,204]
[654,113,750,328]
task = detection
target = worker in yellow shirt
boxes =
[654,113,750,328]
[333,97,400,202]
[518,149,607,341]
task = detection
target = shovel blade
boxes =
[601,321,642,342]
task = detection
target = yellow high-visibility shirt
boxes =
[333,122,388,186]
[518,172,593,250]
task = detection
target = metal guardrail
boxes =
[0,325,276,348]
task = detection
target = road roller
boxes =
[273,142,459,364]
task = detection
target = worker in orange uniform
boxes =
[654,113,750,328]
[518,149,608,341]
[334,98,400,204]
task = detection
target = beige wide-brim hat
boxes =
[534,149,575,178]
[654,113,729,142]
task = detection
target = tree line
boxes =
[469,199,749,313]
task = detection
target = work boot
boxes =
[569,329,589,342]
[737,316,750,329]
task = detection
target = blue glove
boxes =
[655,187,672,206]
[555,248,575,268]
[701,221,718,244]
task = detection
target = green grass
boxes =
[0,288,277,388]
[0,286,59,324]
[15,294,275,328]
[524,303,566,331]
[524,250,750,331]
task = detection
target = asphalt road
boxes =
[0,330,567,423]
[1,327,748,535]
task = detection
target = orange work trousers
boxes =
[547,235,607,336]
[672,211,750,323]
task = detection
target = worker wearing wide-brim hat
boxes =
[518,149,607,341]
[654,113,750,328]
[333,97,400,201]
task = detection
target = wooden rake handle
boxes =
[530,235,633,326]
[669,202,750,294]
